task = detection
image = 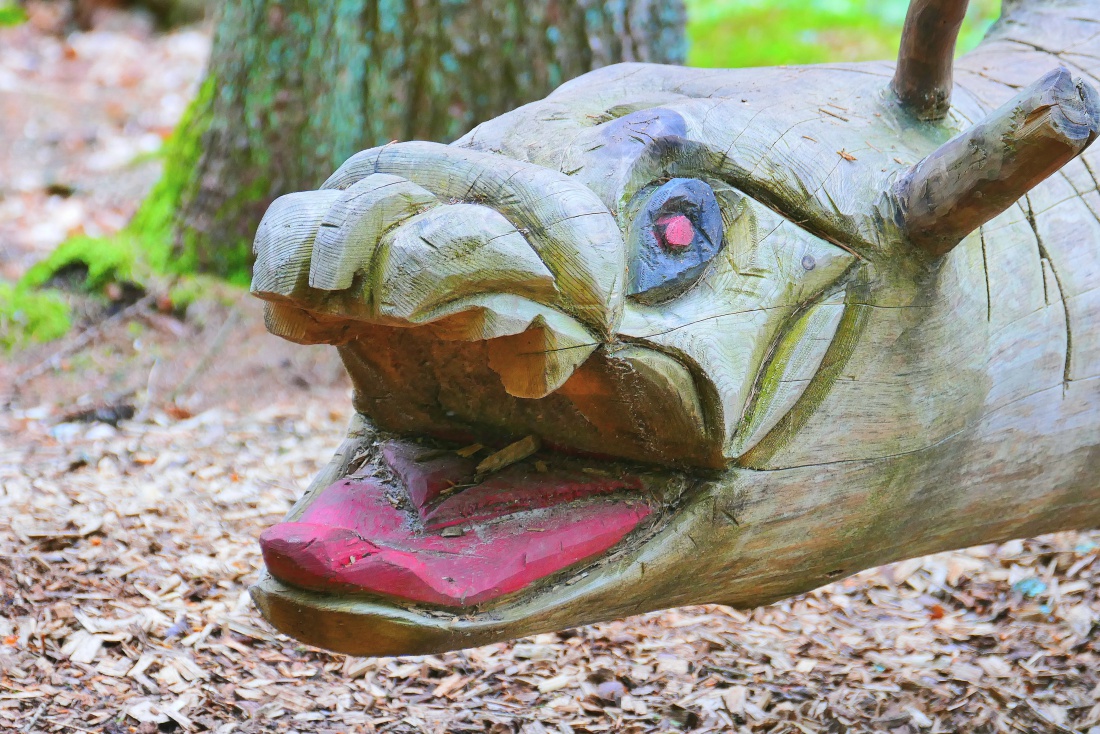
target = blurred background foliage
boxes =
[687,0,1002,68]
[0,1,28,27]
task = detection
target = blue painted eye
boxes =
[628,178,725,304]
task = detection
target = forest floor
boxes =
[2,5,1100,734]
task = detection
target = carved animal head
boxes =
[250,0,1100,655]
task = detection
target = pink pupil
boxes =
[656,214,694,249]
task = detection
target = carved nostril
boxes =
[321,141,626,337]
[309,173,437,292]
[373,204,556,323]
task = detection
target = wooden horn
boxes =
[891,0,970,121]
[893,67,1100,257]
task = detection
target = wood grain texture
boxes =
[322,142,627,338]
[248,0,1100,655]
[374,204,555,323]
[894,67,1100,256]
[252,190,343,302]
[309,174,437,291]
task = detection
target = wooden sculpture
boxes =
[248,0,1100,656]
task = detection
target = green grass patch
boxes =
[168,273,241,311]
[0,282,71,350]
[0,2,27,27]
[686,0,1002,69]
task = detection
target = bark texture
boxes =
[145,0,686,277]
[890,0,969,120]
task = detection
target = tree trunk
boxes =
[135,0,685,278]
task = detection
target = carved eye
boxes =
[628,178,725,304]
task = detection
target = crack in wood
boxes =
[980,226,992,323]
[1025,193,1073,388]
[1080,154,1100,194]
[999,38,1098,84]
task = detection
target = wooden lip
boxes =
[251,573,552,656]
[259,469,652,607]
[249,417,694,653]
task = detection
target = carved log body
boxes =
[248,0,1100,655]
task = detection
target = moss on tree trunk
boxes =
[136,0,686,280]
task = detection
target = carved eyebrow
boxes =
[611,135,703,213]
[608,132,849,253]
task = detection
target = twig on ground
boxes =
[41,718,102,734]
[1019,697,1084,734]
[134,357,163,423]
[21,702,46,733]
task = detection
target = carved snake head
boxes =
[249,2,1099,655]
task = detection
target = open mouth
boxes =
[259,436,678,607]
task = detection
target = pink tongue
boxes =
[260,441,650,606]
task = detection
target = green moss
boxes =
[11,78,249,347]
[126,75,262,281]
[167,278,206,312]
[750,301,817,416]
[686,0,1002,69]
[0,2,27,27]
[20,77,238,301]
[21,234,145,291]
[128,75,217,277]
[215,174,270,282]
[0,282,71,350]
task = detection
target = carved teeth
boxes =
[421,293,598,399]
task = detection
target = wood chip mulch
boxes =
[2,401,1098,734]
